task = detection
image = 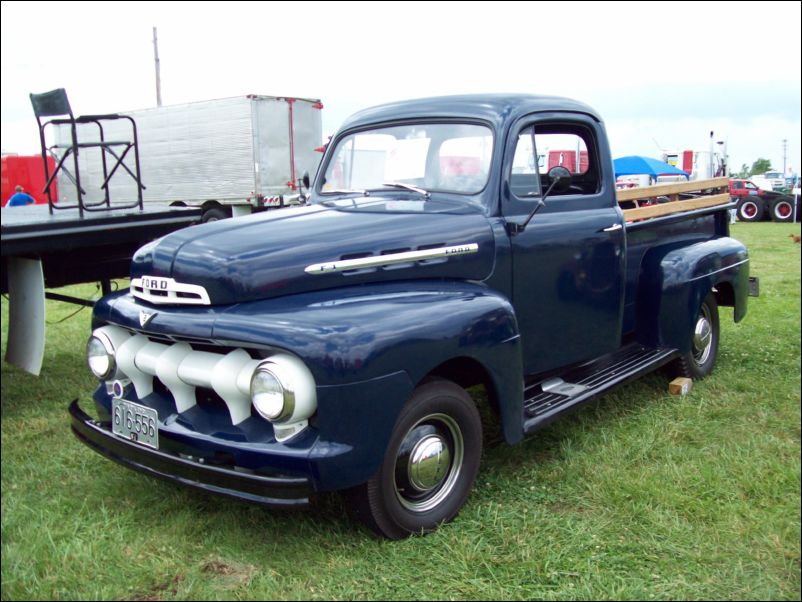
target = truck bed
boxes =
[617,178,737,338]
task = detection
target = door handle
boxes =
[602,223,623,232]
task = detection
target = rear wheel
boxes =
[202,206,230,222]
[770,197,794,222]
[737,198,764,222]
[670,293,719,379]
[349,379,482,539]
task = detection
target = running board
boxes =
[523,344,678,435]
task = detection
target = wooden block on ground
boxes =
[669,377,693,396]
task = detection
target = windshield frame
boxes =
[314,118,496,199]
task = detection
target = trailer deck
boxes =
[2,203,201,374]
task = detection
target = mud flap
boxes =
[5,257,45,375]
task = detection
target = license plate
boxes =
[112,399,159,449]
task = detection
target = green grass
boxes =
[2,222,800,600]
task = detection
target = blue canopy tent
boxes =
[613,155,689,180]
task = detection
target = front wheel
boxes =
[737,198,764,222]
[349,379,482,539]
[670,292,719,379]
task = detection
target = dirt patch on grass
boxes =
[127,574,184,601]
[202,559,257,586]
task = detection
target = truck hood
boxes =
[130,200,496,305]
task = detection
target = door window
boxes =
[510,124,599,200]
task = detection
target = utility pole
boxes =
[153,27,162,107]
[782,138,787,175]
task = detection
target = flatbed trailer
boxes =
[1,203,201,375]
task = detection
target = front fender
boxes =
[213,281,524,487]
[636,237,749,352]
[214,281,525,446]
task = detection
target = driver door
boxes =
[503,115,625,376]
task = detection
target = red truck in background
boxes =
[1,155,56,207]
[729,178,798,222]
[547,149,589,173]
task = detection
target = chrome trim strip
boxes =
[131,276,211,305]
[685,257,750,283]
[304,243,480,275]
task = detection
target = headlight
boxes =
[87,334,115,379]
[250,365,294,422]
[248,354,316,443]
[86,326,131,381]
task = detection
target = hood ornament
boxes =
[139,310,157,328]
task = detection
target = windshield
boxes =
[320,123,493,195]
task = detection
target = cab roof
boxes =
[339,94,602,132]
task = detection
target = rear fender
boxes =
[636,237,749,352]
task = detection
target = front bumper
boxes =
[69,399,311,507]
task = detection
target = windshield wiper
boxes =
[323,188,369,196]
[375,182,431,199]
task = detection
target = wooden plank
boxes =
[623,193,731,222]
[616,177,729,202]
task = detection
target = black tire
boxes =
[349,379,482,539]
[770,197,794,222]
[737,198,764,222]
[670,293,719,379]
[202,206,230,222]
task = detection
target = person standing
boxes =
[5,185,36,207]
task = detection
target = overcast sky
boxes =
[2,1,800,174]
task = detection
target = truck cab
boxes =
[70,95,750,538]
[729,179,764,197]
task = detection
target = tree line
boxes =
[733,158,775,179]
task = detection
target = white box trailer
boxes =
[54,95,323,221]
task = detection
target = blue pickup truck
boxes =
[70,94,750,538]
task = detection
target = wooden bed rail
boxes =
[616,177,731,222]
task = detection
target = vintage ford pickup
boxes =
[70,95,750,538]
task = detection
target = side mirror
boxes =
[547,165,572,193]
[511,165,574,235]
[302,171,311,191]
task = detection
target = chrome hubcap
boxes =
[692,306,713,365]
[408,435,451,491]
[394,414,463,513]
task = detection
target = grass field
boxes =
[1,222,800,600]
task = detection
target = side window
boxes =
[510,122,600,199]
